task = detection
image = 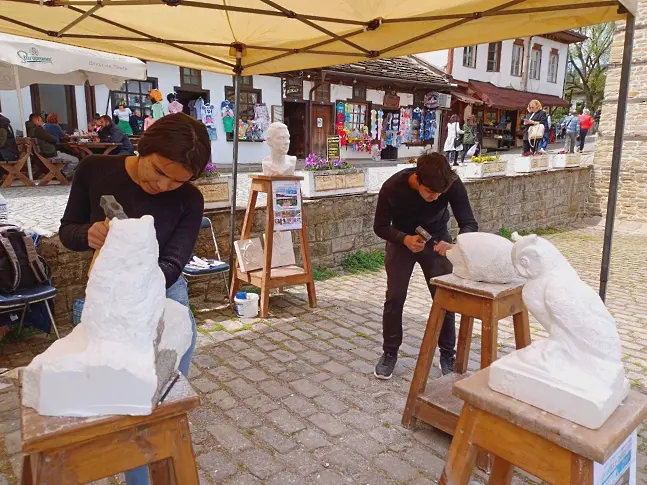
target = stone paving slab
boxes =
[0,224,646,484]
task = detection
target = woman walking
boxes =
[443,114,464,166]
[461,115,478,163]
[578,108,594,152]
[522,99,547,156]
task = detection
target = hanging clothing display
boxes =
[201,103,216,127]
[220,100,235,133]
[207,126,217,141]
[253,103,270,133]
[168,100,184,114]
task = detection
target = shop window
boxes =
[111,78,157,118]
[346,101,369,133]
[314,82,330,103]
[352,85,366,100]
[224,85,262,141]
[181,67,201,87]
[485,109,498,126]
[486,42,501,72]
[462,46,477,68]
[510,42,523,77]
[548,50,559,83]
[30,84,77,132]
[529,45,542,80]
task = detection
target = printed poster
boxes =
[594,429,637,485]
[272,180,302,231]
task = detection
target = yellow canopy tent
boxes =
[0,0,636,298]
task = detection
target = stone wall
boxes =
[590,1,647,221]
[40,167,591,322]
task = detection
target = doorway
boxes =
[284,101,306,159]
[311,104,333,156]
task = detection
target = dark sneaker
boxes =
[439,355,455,376]
[374,352,397,380]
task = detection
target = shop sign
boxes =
[383,93,400,109]
[327,136,341,161]
[284,77,303,99]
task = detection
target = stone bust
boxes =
[262,122,296,176]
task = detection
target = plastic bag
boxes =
[465,142,479,159]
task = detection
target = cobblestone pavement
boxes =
[1,222,646,484]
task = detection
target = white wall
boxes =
[443,36,568,98]
[415,51,449,71]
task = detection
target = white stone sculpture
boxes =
[23,216,192,417]
[234,238,263,272]
[489,233,629,429]
[262,122,297,176]
[446,232,518,284]
[264,231,296,268]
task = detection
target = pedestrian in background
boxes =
[538,106,551,154]
[560,108,580,154]
[522,99,547,156]
[443,114,464,167]
[461,115,478,164]
[578,108,594,152]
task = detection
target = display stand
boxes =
[402,274,530,433]
[440,368,647,485]
[230,175,317,318]
[20,375,200,484]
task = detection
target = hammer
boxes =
[88,195,128,276]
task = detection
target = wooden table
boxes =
[440,369,647,484]
[63,142,121,158]
[403,274,530,435]
[20,374,200,484]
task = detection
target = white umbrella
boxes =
[0,33,146,179]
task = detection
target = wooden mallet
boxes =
[88,195,128,276]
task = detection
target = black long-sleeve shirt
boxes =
[98,124,134,155]
[374,167,478,244]
[59,155,204,288]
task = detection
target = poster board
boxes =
[272,180,302,231]
[594,429,637,485]
[271,105,283,124]
[327,136,341,161]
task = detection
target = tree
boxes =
[566,23,615,111]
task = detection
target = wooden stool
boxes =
[20,375,200,484]
[440,368,647,484]
[230,175,317,318]
[402,274,530,433]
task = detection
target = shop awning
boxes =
[451,90,484,106]
[0,1,635,76]
[468,80,570,110]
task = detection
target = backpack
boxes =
[0,224,49,293]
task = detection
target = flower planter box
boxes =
[514,155,549,173]
[550,153,582,169]
[192,175,232,209]
[297,168,368,199]
[463,160,507,179]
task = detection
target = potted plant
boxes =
[297,153,368,199]
[396,157,418,172]
[551,152,582,169]
[514,153,550,173]
[463,155,507,179]
[191,162,233,209]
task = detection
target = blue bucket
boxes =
[72,298,85,326]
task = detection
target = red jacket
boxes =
[579,114,594,130]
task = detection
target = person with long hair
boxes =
[461,114,478,163]
[443,114,464,166]
[522,99,547,156]
[59,113,211,485]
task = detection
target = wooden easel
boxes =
[20,375,200,484]
[440,369,647,484]
[402,274,531,434]
[230,174,317,318]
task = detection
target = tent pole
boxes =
[12,65,33,181]
[227,54,242,294]
[599,12,635,302]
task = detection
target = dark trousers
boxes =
[382,238,456,358]
[579,128,589,151]
[445,150,458,165]
[461,143,474,163]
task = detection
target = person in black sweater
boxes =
[373,152,478,379]
[97,115,134,155]
[59,113,210,485]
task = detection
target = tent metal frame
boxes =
[0,0,634,300]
